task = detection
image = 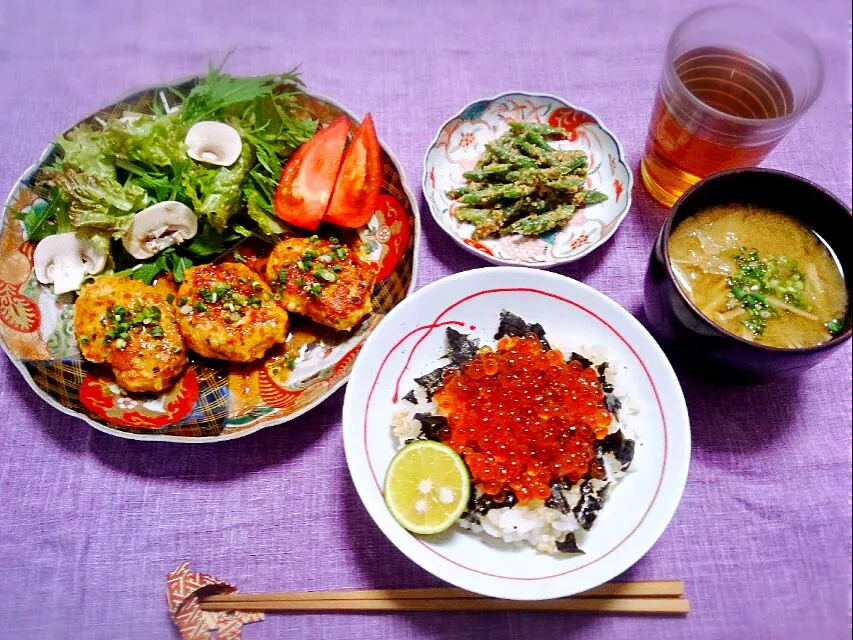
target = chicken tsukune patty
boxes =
[74,275,188,393]
[265,236,377,331]
[175,262,288,362]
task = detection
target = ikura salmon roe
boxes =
[432,335,612,504]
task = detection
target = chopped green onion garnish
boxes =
[313,268,337,283]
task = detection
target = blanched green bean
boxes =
[547,176,586,193]
[457,183,535,205]
[447,184,480,199]
[583,190,609,205]
[445,121,605,238]
[485,143,536,169]
[462,163,512,183]
[453,207,491,224]
[501,204,576,236]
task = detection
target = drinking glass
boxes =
[640,4,824,208]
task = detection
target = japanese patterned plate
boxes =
[0,79,420,442]
[423,92,632,267]
[342,267,690,599]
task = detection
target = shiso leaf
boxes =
[494,310,550,349]
[414,364,457,400]
[599,429,635,469]
[555,533,585,554]
[413,413,446,442]
[573,480,607,531]
[446,327,479,365]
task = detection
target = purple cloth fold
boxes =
[0,0,850,638]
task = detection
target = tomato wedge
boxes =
[323,113,382,228]
[274,116,350,231]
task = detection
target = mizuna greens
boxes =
[16,63,317,285]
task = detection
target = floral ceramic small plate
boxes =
[0,79,420,442]
[423,92,632,267]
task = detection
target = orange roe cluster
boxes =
[433,335,613,503]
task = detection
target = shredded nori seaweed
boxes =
[568,351,594,369]
[545,482,573,515]
[605,394,622,417]
[402,389,417,404]
[446,327,479,365]
[413,413,447,442]
[598,429,635,469]
[460,488,518,524]
[494,310,551,349]
[596,362,615,394]
[574,480,607,530]
[555,532,585,554]
[414,363,457,399]
[592,361,621,418]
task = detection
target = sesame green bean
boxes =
[547,176,586,193]
[583,190,609,205]
[486,142,537,169]
[457,183,535,205]
[453,207,491,224]
[501,204,576,236]
[462,163,512,182]
[445,121,605,238]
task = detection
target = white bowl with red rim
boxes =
[342,267,690,600]
[423,92,633,268]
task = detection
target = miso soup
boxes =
[668,204,848,348]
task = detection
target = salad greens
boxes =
[17,62,317,285]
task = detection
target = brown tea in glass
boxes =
[640,6,823,208]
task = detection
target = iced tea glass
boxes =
[641,5,824,208]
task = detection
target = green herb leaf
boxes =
[826,317,845,335]
[185,221,237,257]
[12,189,69,242]
[168,253,193,283]
[179,61,302,124]
[126,254,170,285]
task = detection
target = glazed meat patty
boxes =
[74,275,188,393]
[265,236,377,331]
[176,262,288,362]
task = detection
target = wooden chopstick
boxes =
[200,596,688,614]
[203,580,683,603]
[199,580,688,615]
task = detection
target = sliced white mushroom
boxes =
[121,201,198,259]
[34,232,107,295]
[184,121,242,166]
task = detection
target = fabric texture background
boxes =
[0,0,850,638]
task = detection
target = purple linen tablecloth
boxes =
[0,0,850,638]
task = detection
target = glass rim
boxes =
[665,3,825,127]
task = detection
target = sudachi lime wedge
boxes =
[383,440,471,535]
